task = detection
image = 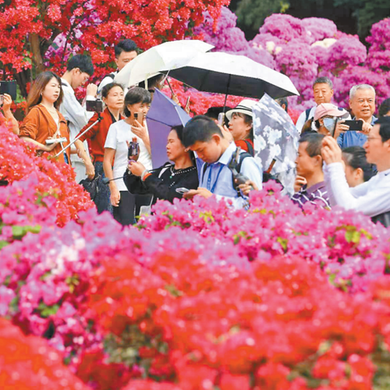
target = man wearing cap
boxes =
[226,99,256,156]
[312,103,350,138]
[322,117,390,227]
[295,77,334,133]
[337,84,376,148]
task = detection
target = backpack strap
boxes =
[231,150,252,194]
[242,139,254,156]
[304,107,312,122]
[106,73,115,80]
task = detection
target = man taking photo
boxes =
[322,117,390,227]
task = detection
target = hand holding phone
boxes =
[218,112,225,126]
[342,120,363,131]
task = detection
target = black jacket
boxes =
[123,163,198,203]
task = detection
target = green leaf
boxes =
[277,237,288,252]
[0,240,9,250]
[12,225,41,239]
[345,229,361,244]
[38,302,60,318]
[165,284,183,297]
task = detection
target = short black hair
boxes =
[67,54,94,76]
[138,74,165,92]
[170,125,185,144]
[299,131,325,157]
[313,77,333,90]
[204,106,233,120]
[115,39,138,58]
[123,87,151,117]
[101,82,124,99]
[183,115,223,148]
[379,98,390,118]
[375,116,390,142]
[342,146,375,182]
[275,98,288,112]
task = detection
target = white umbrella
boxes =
[164,52,299,99]
[115,40,214,88]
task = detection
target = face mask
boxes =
[323,117,336,132]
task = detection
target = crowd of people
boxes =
[1,39,390,228]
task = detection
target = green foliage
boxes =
[234,0,390,39]
[355,0,390,37]
[235,0,289,31]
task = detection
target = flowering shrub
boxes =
[0,179,390,389]
[0,318,91,389]
[162,79,243,116]
[195,9,390,112]
[0,0,230,96]
[138,182,390,292]
[0,122,94,226]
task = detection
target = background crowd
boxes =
[1,36,390,228]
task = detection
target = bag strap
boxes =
[304,107,312,122]
[242,139,254,156]
[231,150,252,194]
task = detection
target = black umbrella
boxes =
[163,52,299,101]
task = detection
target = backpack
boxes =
[104,73,115,81]
[201,149,252,196]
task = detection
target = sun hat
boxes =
[314,103,348,121]
[226,99,257,121]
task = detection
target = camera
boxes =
[0,80,17,101]
[86,99,104,113]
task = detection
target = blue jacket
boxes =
[337,116,377,148]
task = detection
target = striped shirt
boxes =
[291,181,330,209]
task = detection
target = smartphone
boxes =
[0,80,17,100]
[218,112,225,126]
[175,187,190,194]
[86,99,104,113]
[343,120,363,131]
[134,112,143,122]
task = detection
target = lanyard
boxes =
[206,164,224,193]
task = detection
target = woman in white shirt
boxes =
[104,87,152,225]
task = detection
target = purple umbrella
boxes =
[146,89,191,168]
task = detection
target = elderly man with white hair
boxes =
[337,84,376,148]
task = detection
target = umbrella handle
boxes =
[265,159,277,174]
[167,78,175,95]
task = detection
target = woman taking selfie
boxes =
[19,71,70,164]
[103,87,152,226]
[124,125,198,206]
[74,82,124,213]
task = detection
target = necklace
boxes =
[169,165,196,179]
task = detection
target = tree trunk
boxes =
[29,33,45,74]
